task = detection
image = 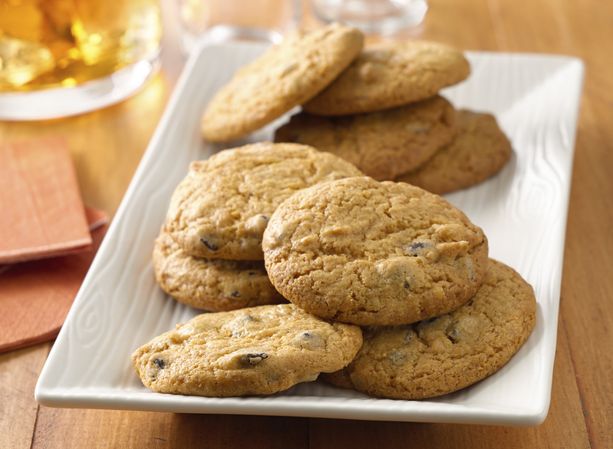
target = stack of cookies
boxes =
[138,143,367,396]
[262,176,536,399]
[274,40,513,194]
[133,143,536,400]
[200,22,512,195]
[132,24,534,400]
[152,142,361,312]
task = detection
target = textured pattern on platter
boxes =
[36,43,584,425]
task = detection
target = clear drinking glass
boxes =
[312,0,427,35]
[0,0,162,120]
[178,0,300,52]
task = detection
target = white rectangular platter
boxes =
[35,41,584,425]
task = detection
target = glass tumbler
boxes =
[0,0,162,120]
[312,0,427,35]
[178,0,300,52]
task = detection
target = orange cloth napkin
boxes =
[0,138,109,353]
[0,207,108,353]
[0,138,92,264]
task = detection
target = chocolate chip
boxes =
[240,352,268,366]
[406,240,435,256]
[230,291,241,298]
[294,331,325,350]
[200,238,218,251]
[403,280,411,289]
[446,327,460,343]
[153,358,165,369]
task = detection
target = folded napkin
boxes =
[0,207,108,353]
[0,138,92,264]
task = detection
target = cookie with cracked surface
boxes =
[132,304,363,397]
[275,96,457,180]
[165,142,363,261]
[201,23,364,142]
[323,259,536,399]
[303,40,470,116]
[397,110,513,194]
[263,176,488,326]
[153,231,284,311]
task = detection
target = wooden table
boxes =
[1,0,611,447]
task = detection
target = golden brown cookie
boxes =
[303,40,470,116]
[275,96,456,180]
[153,231,284,311]
[397,110,512,194]
[201,23,364,142]
[165,143,363,261]
[263,177,488,326]
[323,259,536,400]
[132,304,363,397]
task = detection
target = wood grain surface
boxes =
[1,0,611,448]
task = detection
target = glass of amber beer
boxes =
[0,0,161,120]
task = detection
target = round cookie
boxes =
[397,110,513,194]
[201,23,364,142]
[323,259,536,399]
[153,231,284,311]
[165,143,363,261]
[275,96,457,180]
[263,177,488,326]
[132,304,363,397]
[303,40,470,116]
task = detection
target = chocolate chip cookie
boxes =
[303,40,470,116]
[275,96,456,180]
[201,23,364,142]
[132,304,363,396]
[165,143,363,261]
[263,176,488,326]
[323,259,536,399]
[397,110,512,194]
[153,231,284,311]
